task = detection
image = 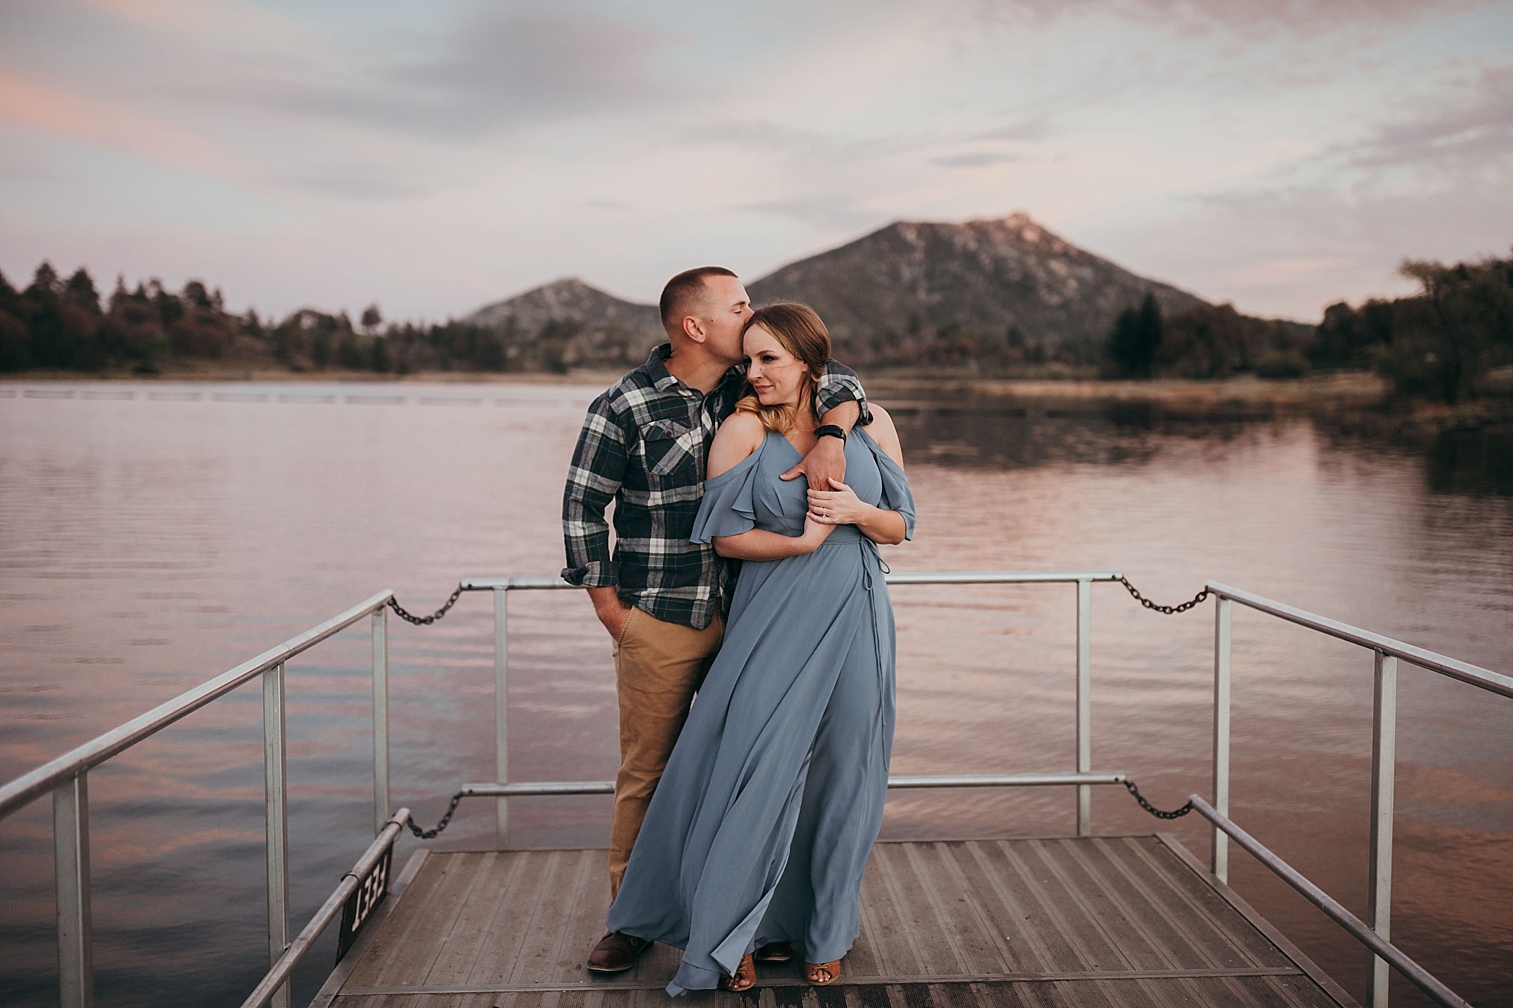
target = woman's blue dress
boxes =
[606,426,916,996]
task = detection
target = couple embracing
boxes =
[561,267,915,995]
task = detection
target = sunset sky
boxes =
[2,0,1510,323]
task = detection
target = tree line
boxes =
[6,252,1511,404]
[1102,252,1513,402]
[0,262,583,376]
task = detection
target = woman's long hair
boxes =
[735,303,832,434]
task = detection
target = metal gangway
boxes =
[1,571,1508,1008]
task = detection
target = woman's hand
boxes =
[799,509,838,550]
[808,477,908,546]
[807,479,873,526]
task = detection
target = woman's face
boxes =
[743,325,809,408]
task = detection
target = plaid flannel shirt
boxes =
[562,343,869,629]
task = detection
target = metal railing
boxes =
[457,570,1130,845]
[0,591,398,1008]
[1204,582,1512,1008]
[6,572,1507,1008]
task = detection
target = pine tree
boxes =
[1106,292,1164,378]
[64,269,101,313]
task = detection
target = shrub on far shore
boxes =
[1255,350,1310,379]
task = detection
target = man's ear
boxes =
[682,314,707,344]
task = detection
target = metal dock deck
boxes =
[314,835,1353,1007]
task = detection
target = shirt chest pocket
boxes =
[641,419,701,481]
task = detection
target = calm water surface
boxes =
[1,381,1510,1007]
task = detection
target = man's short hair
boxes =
[659,266,738,330]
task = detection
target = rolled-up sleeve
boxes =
[815,359,872,427]
[561,399,627,587]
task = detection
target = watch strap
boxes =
[814,424,847,441]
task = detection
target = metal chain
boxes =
[388,585,465,626]
[1123,780,1194,819]
[1117,576,1209,616]
[404,792,467,839]
[406,784,1193,836]
[386,577,1205,834]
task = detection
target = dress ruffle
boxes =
[689,436,766,543]
[856,428,917,541]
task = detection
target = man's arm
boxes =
[561,400,634,637]
[813,359,871,427]
[779,359,870,486]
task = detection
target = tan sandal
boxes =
[722,953,756,992]
[805,960,841,986]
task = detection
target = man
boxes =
[561,266,869,972]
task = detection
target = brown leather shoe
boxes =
[754,941,795,962]
[587,931,650,973]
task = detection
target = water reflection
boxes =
[887,397,1305,471]
[887,396,1513,505]
[1426,426,1513,496]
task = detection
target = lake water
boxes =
[1,380,1510,1008]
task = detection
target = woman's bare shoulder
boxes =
[864,405,904,466]
[708,411,766,478]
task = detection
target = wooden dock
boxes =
[314,835,1357,1008]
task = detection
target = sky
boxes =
[1,0,1511,324]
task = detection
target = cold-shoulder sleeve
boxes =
[690,442,765,543]
[861,430,916,541]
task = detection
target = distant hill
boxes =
[462,277,663,370]
[467,276,660,335]
[747,213,1205,365]
[461,215,1227,371]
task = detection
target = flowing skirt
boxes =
[606,528,896,995]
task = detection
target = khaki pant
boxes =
[608,606,723,899]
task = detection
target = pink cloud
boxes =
[0,68,235,178]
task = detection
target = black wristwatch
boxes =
[814,424,847,442]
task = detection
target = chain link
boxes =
[388,585,465,626]
[1117,576,1209,615]
[1123,780,1194,819]
[385,585,466,836]
[404,791,467,839]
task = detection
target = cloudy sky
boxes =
[2,0,1510,323]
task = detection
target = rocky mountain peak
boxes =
[462,212,1211,369]
[747,214,1205,358]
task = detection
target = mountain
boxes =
[462,277,663,371]
[462,215,1214,370]
[466,276,660,335]
[746,213,1206,364]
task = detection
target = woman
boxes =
[606,302,915,995]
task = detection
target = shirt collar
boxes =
[646,343,746,397]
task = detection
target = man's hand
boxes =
[780,433,846,488]
[587,586,633,640]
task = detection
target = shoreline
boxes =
[862,371,1388,408]
[6,368,1509,439]
[0,367,1388,401]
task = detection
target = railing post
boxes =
[54,772,93,1008]
[1369,651,1398,1008]
[1212,596,1232,882]
[1075,578,1092,837]
[263,663,290,1008]
[494,586,509,850]
[372,606,390,836]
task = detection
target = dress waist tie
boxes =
[859,538,890,772]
